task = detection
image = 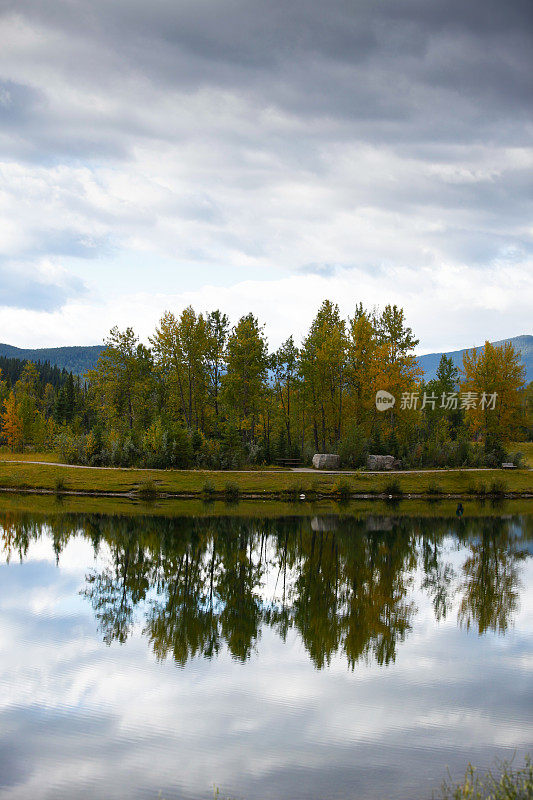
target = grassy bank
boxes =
[0,458,530,498]
[439,755,532,800]
[514,441,533,468]
[0,492,532,521]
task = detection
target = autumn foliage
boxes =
[1,302,529,468]
[1,391,23,452]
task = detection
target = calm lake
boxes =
[0,500,532,800]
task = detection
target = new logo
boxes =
[375,390,395,411]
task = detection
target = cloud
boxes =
[0,259,530,352]
[0,259,87,311]
[0,527,532,799]
[0,0,530,343]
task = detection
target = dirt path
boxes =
[0,459,528,475]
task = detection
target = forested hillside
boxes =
[418,335,533,383]
[2,336,530,383]
[0,355,73,390]
[0,344,103,375]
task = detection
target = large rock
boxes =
[366,516,394,531]
[312,453,341,470]
[311,516,339,532]
[367,454,396,471]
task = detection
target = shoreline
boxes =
[0,486,533,503]
[0,459,531,501]
[0,485,532,500]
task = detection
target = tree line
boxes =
[1,300,531,466]
[0,358,88,452]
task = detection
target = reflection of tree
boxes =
[82,528,151,644]
[420,534,456,622]
[0,509,530,667]
[292,530,342,668]
[342,527,417,668]
[145,539,220,665]
[458,518,527,634]
[217,529,263,661]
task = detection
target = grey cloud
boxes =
[0,0,530,287]
[0,80,43,125]
[0,262,88,311]
[299,263,337,277]
[3,0,531,136]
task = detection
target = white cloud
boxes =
[1,258,531,353]
[0,0,530,346]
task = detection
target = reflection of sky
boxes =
[0,530,532,800]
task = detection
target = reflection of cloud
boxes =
[0,532,532,799]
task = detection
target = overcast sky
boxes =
[0,0,531,352]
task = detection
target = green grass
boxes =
[510,441,533,469]
[0,449,62,463]
[438,755,532,800]
[0,459,530,497]
[0,490,531,521]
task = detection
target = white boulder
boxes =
[312,453,341,470]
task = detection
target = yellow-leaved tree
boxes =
[2,391,23,452]
[461,341,526,450]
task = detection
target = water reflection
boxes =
[1,511,530,669]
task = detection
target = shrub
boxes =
[489,479,507,496]
[333,479,351,501]
[224,481,240,501]
[54,476,68,493]
[201,479,216,497]
[383,478,402,496]
[137,480,159,500]
[427,480,443,495]
[195,437,224,469]
[142,420,193,469]
[339,424,368,468]
[56,430,87,465]
[509,451,525,468]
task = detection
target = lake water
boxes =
[0,501,532,800]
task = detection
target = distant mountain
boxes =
[1,334,531,383]
[417,335,533,384]
[0,344,104,376]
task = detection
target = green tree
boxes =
[151,307,209,431]
[205,310,229,426]
[88,327,153,433]
[271,336,299,453]
[223,314,269,443]
[345,305,378,432]
[372,304,422,450]
[300,300,347,451]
